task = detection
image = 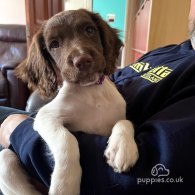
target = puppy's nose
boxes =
[73,54,93,70]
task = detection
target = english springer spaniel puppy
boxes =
[0,9,139,195]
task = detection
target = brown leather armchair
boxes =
[0,24,30,110]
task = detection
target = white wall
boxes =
[0,0,26,24]
[64,0,92,11]
[0,0,92,24]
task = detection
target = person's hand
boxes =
[0,114,30,148]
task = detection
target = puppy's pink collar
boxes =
[96,75,105,85]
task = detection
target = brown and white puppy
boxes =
[0,9,139,195]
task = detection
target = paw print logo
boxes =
[151,164,170,177]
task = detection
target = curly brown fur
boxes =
[15,9,123,98]
[15,29,58,98]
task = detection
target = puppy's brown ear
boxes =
[15,28,58,98]
[86,10,123,75]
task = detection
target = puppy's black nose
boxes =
[73,54,93,70]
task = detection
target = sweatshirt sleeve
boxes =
[9,118,54,187]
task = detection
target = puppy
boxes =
[0,9,139,195]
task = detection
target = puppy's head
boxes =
[16,9,123,98]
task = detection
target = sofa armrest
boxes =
[7,69,30,109]
[0,60,30,109]
[0,60,21,76]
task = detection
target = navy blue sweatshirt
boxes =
[9,40,195,194]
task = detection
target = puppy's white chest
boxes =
[71,95,125,135]
[61,79,126,135]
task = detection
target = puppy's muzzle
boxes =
[73,54,93,71]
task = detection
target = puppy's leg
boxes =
[104,120,139,173]
[0,149,41,195]
[34,108,82,195]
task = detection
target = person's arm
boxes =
[1,98,195,195]
[0,114,30,148]
[0,114,48,194]
[0,116,53,188]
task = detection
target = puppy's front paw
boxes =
[104,134,139,173]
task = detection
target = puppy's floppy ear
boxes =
[85,10,123,75]
[15,28,58,98]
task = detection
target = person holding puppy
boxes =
[1,1,195,194]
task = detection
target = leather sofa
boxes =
[0,24,30,110]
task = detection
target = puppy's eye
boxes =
[49,40,60,49]
[85,26,96,35]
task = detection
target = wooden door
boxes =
[132,0,151,62]
[122,0,139,66]
[25,0,63,46]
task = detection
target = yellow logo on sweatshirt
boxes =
[129,62,173,83]
[141,66,173,83]
[129,62,150,72]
